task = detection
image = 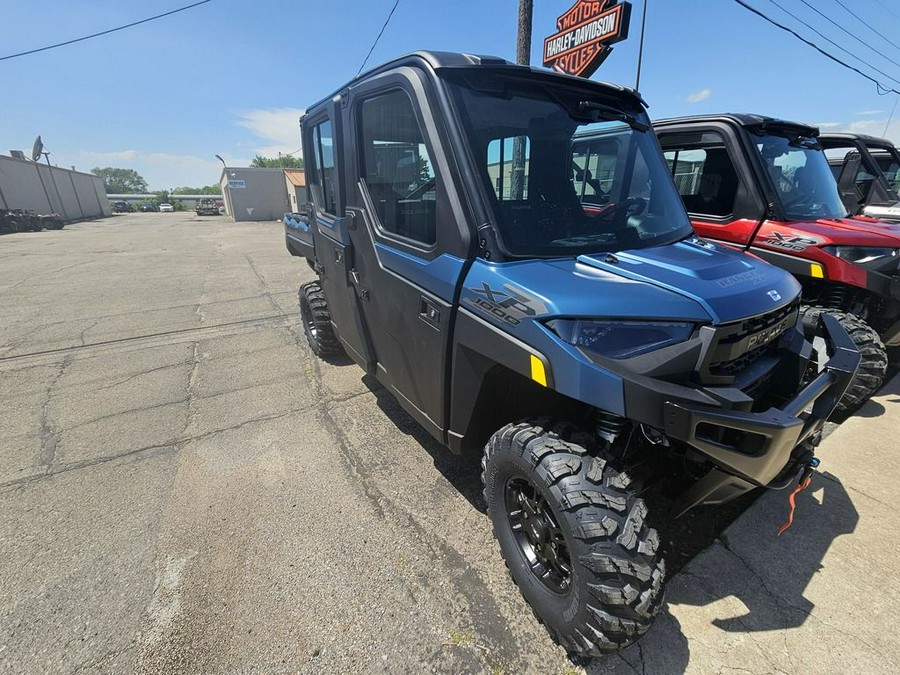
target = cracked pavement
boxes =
[1,213,897,674]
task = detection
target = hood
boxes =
[781,217,900,245]
[461,238,800,327]
[861,203,900,225]
[577,238,800,324]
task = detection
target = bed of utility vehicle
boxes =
[650,114,895,411]
[820,132,900,223]
[284,54,858,656]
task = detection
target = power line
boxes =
[832,0,900,53]
[766,0,900,88]
[798,0,900,72]
[0,0,212,62]
[356,0,401,77]
[872,0,900,23]
[731,0,900,95]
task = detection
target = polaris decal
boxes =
[746,317,790,349]
[763,231,824,252]
[717,269,767,288]
[767,289,782,302]
[464,283,548,326]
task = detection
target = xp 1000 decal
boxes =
[464,282,547,326]
[762,230,824,252]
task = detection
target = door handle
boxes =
[419,297,441,330]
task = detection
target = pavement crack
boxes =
[844,484,894,510]
[36,318,99,471]
[715,539,809,618]
[246,252,286,314]
[60,397,191,434]
[180,403,318,444]
[97,360,193,391]
[2,444,177,490]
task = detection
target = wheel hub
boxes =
[506,477,572,594]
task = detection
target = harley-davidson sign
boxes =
[543,1,632,78]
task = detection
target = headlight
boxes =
[546,319,694,359]
[822,246,899,265]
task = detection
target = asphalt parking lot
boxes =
[1,212,897,674]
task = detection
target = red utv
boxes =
[642,114,897,411]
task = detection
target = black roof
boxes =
[303,51,645,115]
[653,113,818,137]
[819,132,896,147]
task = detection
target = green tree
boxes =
[92,167,148,193]
[249,154,303,169]
[171,184,221,195]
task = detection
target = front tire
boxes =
[801,306,887,412]
[482,420,665,656]
[298,280,343,357]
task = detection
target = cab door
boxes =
[304,103,374,370]
[658,126,766,247]
[340,70,470,440]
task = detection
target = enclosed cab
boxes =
[285,56,857,656]
[650,114,895,411]
[819,132,900,222]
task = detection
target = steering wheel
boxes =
[590,197,647,222]
[782,193,824,216]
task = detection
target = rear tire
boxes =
[298,280,343,357]
[482,419,665,656]
[801,306,887,412]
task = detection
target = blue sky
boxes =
[4,0,900,190]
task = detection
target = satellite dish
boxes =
[32,135,43,162]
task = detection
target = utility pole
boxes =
[511,0,532,201]
[635,0,648,91]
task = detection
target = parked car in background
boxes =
[194,198,219,216]
[159,203,174,212]
[112,200,133,213]
[139,203,156,212]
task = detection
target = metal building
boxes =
[219,167,290,221]
[0,154,110,221]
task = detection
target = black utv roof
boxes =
[303,50,646,115]
[653,113,818,138]
[819,132,896,147]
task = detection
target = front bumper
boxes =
[663,313,858,490]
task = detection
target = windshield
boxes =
[754,133,848,220]
[446,75,693,257]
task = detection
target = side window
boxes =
[309,119,337,215]
[359,90,437,246]
[488,136,530,200]
[661,132,739,218]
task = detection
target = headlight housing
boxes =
[822,246,899,266]
[546,319,695,359]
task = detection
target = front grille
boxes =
[719,299,800,345]
[703,299,800,383]
[709,342,771,377]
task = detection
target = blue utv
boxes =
[283,51,859,656]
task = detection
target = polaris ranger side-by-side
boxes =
[284,54,858,656]
[820,132,900,222]
[650,115,895,411]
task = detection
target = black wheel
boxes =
[298,280,343,357]
[801,306,887,412]
[482,420,665,656]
